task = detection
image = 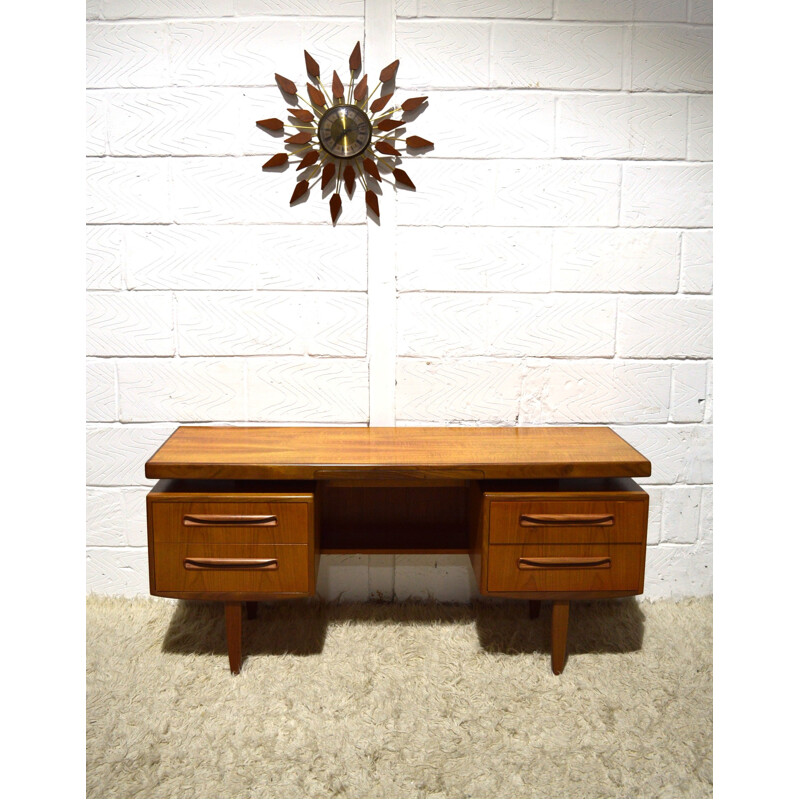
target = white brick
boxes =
[118,358,245,421]
[86,424,176,486]
[397,0,417,16]
[86,92,106,155]
[555,1,633,21]
[87,0,102,18]
[317,555,369,602]
[661,485,701,543]
[396,21,491,88]
[412,90,554,159]
[704,362,713,423]
[86,158,171,224]
[699,486,712,544]
[107,88,240,156]
[556,93,686,159]
[688,94,712,160]
[494,161,620,226]
[523,361,671,424]
[670,361,707,422]
[172,156,365,225]
[417,1,551,18]
[87,487,149,547]
[397,227,551,292]
[247,358,369,422]
[612,424,712,485]
[252,226,367,291]
[87,292,174,356]
[86,23,168,88]
[621,163,711,227]
[644,543,711,598]
[87,548,150,596]
[297,20,365,72]
[552,228,680,292]
[689,0,713,24]
[306,293,367,356]
[681,229,713,293]
[86,226,124,290]
[397,294,486,357]
[395,160,495,226]
[618,296,712,358]
[394,555,478,602]
[235,1,363,14]
[126,225,253,290]
[87,360,117,421]
[168,19,301,87]
[177,292,306,356]
[368,555,395,601]
[634,0,687,22]
[102,1,235,17]
[492,22,625,89]
[643,485,664,545]
[632,24,712,91]
[396,358,523,423]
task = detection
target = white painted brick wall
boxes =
[86,0,712,600]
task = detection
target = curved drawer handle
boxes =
[184,557,278,571]
[519,514,614,527]
[183,514,278,527]
[517,556,611,570]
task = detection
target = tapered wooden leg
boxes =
[246,601,258,620]
[225,602,243,674]
[551,600,570,675]
[528,600,541,619]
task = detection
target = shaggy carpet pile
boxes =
[87,596,711,799]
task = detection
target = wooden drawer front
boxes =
[486,544,643,594]
[151,500,311,544]
[489,498,647,545]
[154,544,310,594]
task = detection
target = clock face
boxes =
[318,104,372,159]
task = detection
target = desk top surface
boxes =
[145,426,650,481]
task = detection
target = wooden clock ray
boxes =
[257,42,433,223]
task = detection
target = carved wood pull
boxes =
[183,514,278,527]
[519,514,614,527]
[517,557,611,570]
[183,558,279,571]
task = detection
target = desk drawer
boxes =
[486,543,643,594]
[154,543,310,595]
[150,500,311,545]
[489,497,647,545]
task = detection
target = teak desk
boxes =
[145,426,651,674]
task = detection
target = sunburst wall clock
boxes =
[256,42,433,224]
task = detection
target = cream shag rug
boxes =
[87,596,711,799]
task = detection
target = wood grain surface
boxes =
[145,426,651,480]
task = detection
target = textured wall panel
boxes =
[305,293,368,356]
[87,360,117,422]
[689,0,713,24]
[87,487,149,547]
[417,1,551,18]
[556,93,687,159]
[688,94,712,161]
[86,92,107,155]
[396,21,491,88]
[491,23,624,89]
[101,1,236,18]
[524,361,672,423]
[681,229,712,293]
[699,487,712,543]
[634,0,687,22]
[86,424,177,486]
[552,228,680,292]
[632,24,712,91]
[394,555,478,602]
[86,292,174,356]
[555,1,633,21]
[396,358,523,423]
[412,90,554,159]
[620,163,711,227]
[86,549,150,596]
[86,23,168,88]
[247,357,369,422]
[617,296,712,358]
[235,1,363,15]
[106,88,240,156]
[177,292,306,355]
[118,357,245,421]
[397,227,551,292]
[670,361,707,423]
[493,161,620,226]
[660,486,702,543]
[644,543,711,598]
[87,158,172,224]
[86,226,124,290]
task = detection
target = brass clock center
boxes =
[318,104,372,159]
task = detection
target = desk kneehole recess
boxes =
[145,427,651,675]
